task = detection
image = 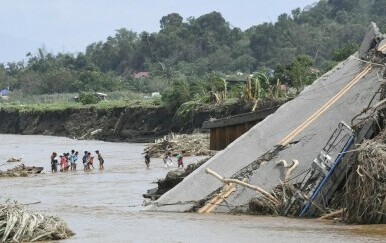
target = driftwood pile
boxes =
[0,165,29,178]
[0,164,43,178]
[144,133,210,157]
[246,140,386,221]
[0,203,75,242]
[343,140,386,224]
[247,160,301,215]
[248,183,297,215]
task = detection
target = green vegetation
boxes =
[1,0,385,114]
[161,80,191,111]
[0,91,158,112]
[174,100,200,127]
[78,92,100,105]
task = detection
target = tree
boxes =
[331,42,359,61]
[40,68,79,94]
[1,1,385,99]
[372,0,386,15]
[228,54,256,73]
[329,0,360,12]
[17,70,42,95]
[78,92,100,105]
[283,55,318,90]
[249,23,276,65]
[160,13,183,30]
[161,80,190,111]
[191,11,232,54]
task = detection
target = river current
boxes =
[0,134,385,242]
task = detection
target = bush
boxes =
[174,100,199,127]
[161,80,190,111]
[78,92,100,105]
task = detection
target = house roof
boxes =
[134,72,150,78]
[202,105,281,129]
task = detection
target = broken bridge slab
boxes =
[146,24,385,213]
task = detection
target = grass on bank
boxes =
[0,90,162,112]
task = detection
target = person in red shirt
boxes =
[60,154,67,172]
[177,151,185,168]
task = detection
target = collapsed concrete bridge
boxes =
[146,23,386,214]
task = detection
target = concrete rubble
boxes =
[146,23,386,214]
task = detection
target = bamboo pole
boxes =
[318,208,344,220]
[205,168,280,205]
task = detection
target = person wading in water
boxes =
[176,151,185,168]
[95,150,104,170]
[51,152,58,173]
[144,151,150,168]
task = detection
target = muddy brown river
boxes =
[0,134,385,242]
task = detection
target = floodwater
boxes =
[0,134,385,243]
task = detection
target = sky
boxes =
[0,0,318,64]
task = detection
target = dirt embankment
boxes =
[0,99,276,142]
[0,106,172,142]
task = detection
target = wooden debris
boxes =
[343,140,386,224]
[275,159,299,183]
[79,128,102,140]
[318,208,345,220]
[144,133,211,157]
[202,162,304,215]
[0,203,75,242]
[6,158,22,163]
[0,164,43,178]
[205,168,280,205]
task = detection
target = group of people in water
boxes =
[50,148,184,172]
[144,151,185,168]
[50,150,104,172]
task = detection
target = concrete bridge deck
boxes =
[146,23,385,213]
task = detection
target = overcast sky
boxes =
[0,0,317,64]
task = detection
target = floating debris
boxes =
[0,202,75,242]
[6,157,22,163]
[0,164,43,178]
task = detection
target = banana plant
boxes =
[245,72,269,100]
[211,76,227,102]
